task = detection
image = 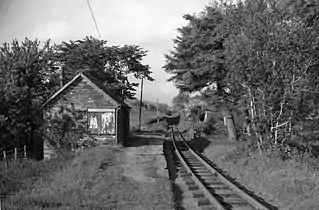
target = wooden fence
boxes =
[0,146,28,209]
[0,146,27,169]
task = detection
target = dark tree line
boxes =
[165,0,319,152]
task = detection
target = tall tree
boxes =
[0,38,56,150]
[166,0,319,147]
[281,0,319,26]
[164,5,238,141]
[54,36,153,100]
[224,0,319,148]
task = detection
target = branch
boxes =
[270,121,289,131]
[276,101,284,123]
[301,89,319,93]
[290,61,312,85]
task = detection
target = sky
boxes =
[0,0,212,105]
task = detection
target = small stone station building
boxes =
[42,70,130,158]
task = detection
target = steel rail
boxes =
[171,127,226,210]
[171,126,275,210]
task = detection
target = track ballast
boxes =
[170,126,277,210]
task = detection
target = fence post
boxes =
[14,147,17,160]
[24,146,27,159]
[0,193,5,210]
[3,151,7,169]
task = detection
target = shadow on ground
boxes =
[187,137,212,153]
[125,131,186,210]
[175,130,212,154]
[130,129,168,136]
[124,133,167,147]
[163,140,186,210]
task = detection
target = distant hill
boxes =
[126,99,172,115]
[127,99,172,131]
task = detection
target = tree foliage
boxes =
[0,38,56,150]
[282,0,319,26]
[164,6,226,93]
[164,4,238,141]
[54,36,153,99]
[165,0,319,149]
[0,37,153,151]
[172,91,191,113]
[224,0,319,145]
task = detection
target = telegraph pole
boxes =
[138,77,144,131]
[157,98,159,123]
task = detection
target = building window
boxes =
[87,109,115,135]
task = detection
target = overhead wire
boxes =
[86,0,101,39]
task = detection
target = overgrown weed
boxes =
[204,140,319,210]
[2,145,174,209]
[0,149,73,197]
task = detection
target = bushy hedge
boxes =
[43,107,98,152]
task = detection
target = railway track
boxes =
[170,126,277,210]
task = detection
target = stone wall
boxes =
[48,77,116,110]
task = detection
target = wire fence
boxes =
[0,146,27,169]
[0,146,28,209]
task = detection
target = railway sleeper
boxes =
[192,168,212,172]
[188,163,206,167]
[194,172,214,177]
[185,180,196,185]
[179,168,189,173]
[200,180,222,186]
[187,163,203,167]
[187,163,204,166]
[197,174,218,179]
[186,160,202,163]
[193,192,205,198]
[193,171,214,176]
[214,192,243,200]
[207,185,232,191]
[192,169,212,174]
[198,176,219,180]
[181,153,196,156]
[180,153,196,157]
[180,172,192,177]
[226,200,252,208]
[188,185,200,190]
[182,157,198,161]
[198,178,224,183]
[197,198,211,207]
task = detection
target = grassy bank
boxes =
[0,152,72,198]
[130,108,158,129]
[2,146,173,209]
[203,136,319,210]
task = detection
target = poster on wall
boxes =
[88,111,115,135]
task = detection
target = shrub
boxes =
[193,122,215,136]
[43,106,97,151]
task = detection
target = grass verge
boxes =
[0,152,72,198]
[2,145,173,210]
[203,136,319,210]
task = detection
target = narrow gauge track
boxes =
[171,126,277,210]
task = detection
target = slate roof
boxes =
[43,69,131,109]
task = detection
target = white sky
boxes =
[0,0,212,105]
